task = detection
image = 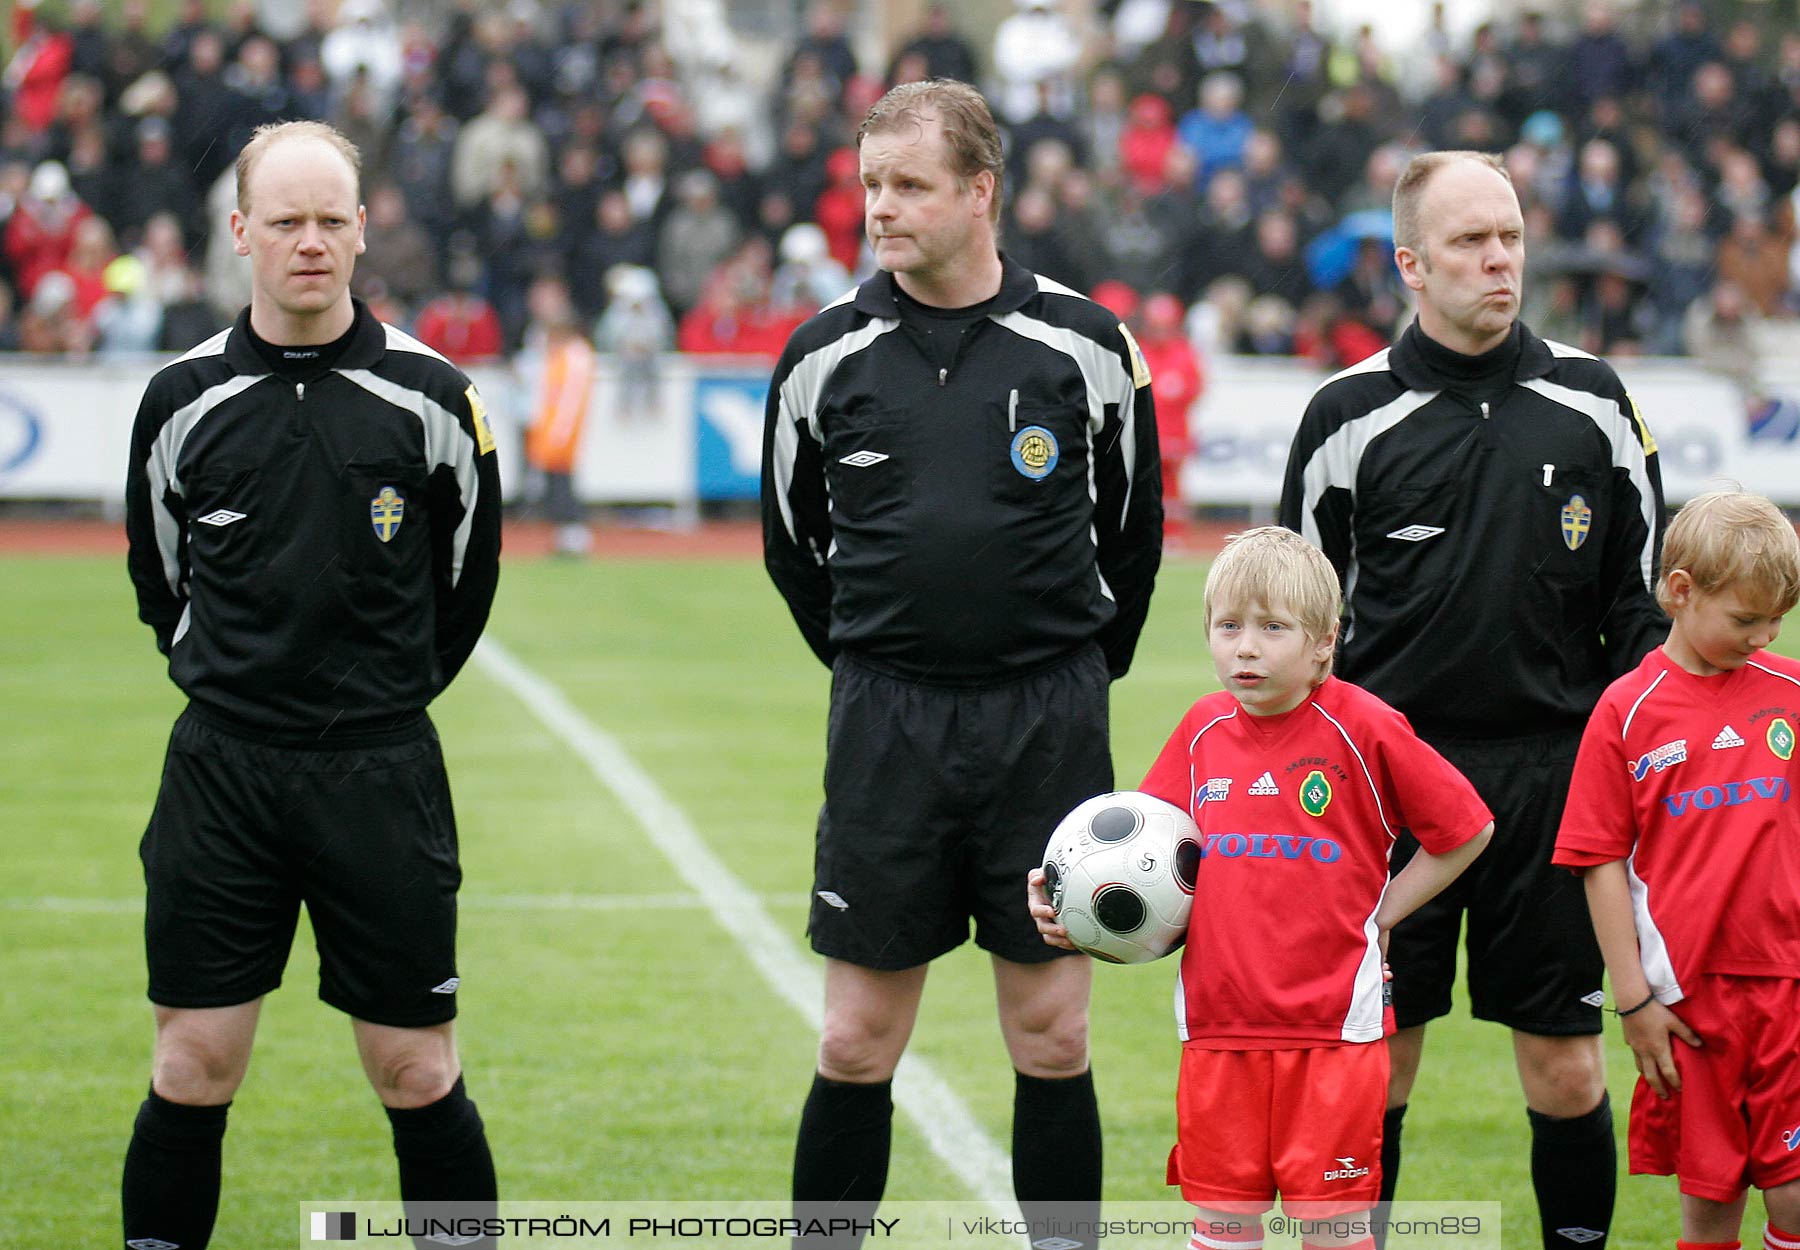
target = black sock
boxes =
[1374,1103,1406,1250]
[792,1074,893,1249]
[1528,1092,1615,1250]
[122,1088,230,1250]
[384,1075,497,1250]
[1012,1069,1101,1250]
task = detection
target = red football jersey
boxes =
[1554,648,1800,998]
[1140,676,1491,1048]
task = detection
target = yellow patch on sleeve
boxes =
[466,384,496,455]
[1118,323,1152,389]
[1628,393,1657,457]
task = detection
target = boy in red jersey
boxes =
[1554,491,1800,1250]
[1030,527,1492,1250]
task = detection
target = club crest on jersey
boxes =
[1010,425,1059,480]
[1560,494,1592,550]
[1631,739,1687,781]
[1769,718,1795,762]
[1299,770,1332,817]
[370,486,405,542]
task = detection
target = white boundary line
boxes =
[473,638,1017,1209]
[0,893,816,915]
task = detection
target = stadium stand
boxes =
[0,0,1796,375]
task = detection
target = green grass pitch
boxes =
[0,551,1783,1247]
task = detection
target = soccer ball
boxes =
[1041,791,1200,964]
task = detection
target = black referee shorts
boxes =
[1386,727,1603,1036]
[808,645,1113,971]
[139,709,464,1028]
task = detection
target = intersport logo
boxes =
[1661,776,1791,818]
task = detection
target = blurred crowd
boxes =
[2,0,1798,379]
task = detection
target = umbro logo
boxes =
[195,509,247,527]
[1555,1229,1605,1245]
[817,890,849,911]
[429,978,460,994]
[1387,524,1445,542]
[1031,1239,1083,1250]
[839,451,889,468]
[1580,990,1606,1008]
[1248,771,1279,796]
[127,1241,181,1249]
[1713,725,1746,750]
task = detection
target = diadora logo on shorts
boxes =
[1661,776,1791,818]
[195,509,246,527]
[1323,1155,1370,1181]
[1386,524,1445,542]
[1781,1124,1800,1152]
[1580,990,1606,1008]
[429,977,460,994]
[1197,832,1343,863]
[839,451,889,468]
[1555,1229,1605,1245]
[1713,725,1746,750]
[1195,777,1231,808]
[1247,771,1279,796]
[1631,739,1687,781]
[816,890,850,911]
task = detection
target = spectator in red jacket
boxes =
[1119,93,1178,196]
[5,0,75,134]
[1136,292,1203,542]
[811,146,865,271]
[3,161,92,300]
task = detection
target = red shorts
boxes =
[1628,974,1800,1202]
[1166,1042,1387,1216]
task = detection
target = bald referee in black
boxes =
[122,121,501,1249]
[1281,150,1665,1249]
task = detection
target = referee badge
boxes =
[370,486,405,543]
[1560,494,1592,551]
[1010,425,1059,480]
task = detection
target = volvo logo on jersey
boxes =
[1660,776,1791,818]
[1195,832,1343,862]
[370,486,405,543]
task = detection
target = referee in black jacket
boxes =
[763,80,1161,1245]
[121,121,501,1249]
[1281,151,1665,1250]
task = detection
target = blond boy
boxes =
[1033,527,1491,1250]
[1555,491,1800,1250]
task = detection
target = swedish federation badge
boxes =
[1560,494,1592,551]
[370,486,405,543]
[1011,425,1059,480]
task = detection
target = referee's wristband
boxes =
[1612,991,1657,1017]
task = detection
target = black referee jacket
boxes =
[125,301,502,742]
[762,256,1162,685]
[1279,319,1666,738]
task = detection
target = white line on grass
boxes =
[0,893,817,914]
[473,638,1017,1209]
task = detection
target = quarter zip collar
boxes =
[222,297,389,376]
[851,251,1039,320]
[1387,316,1556,395]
